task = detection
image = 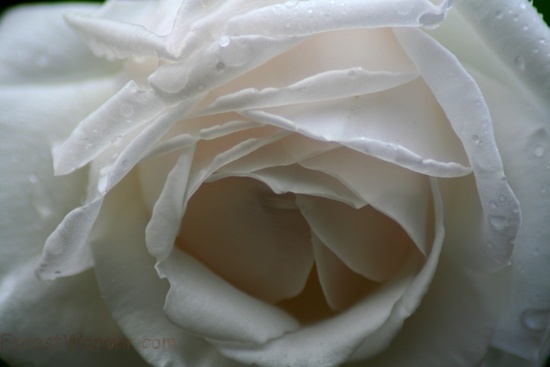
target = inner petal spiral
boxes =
[176,176,418,322]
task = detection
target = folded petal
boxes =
[35,198,102,281]
[213,178,444,367]
[311,233,380,311]
[224,0,451,38]
[177,177,314,303]
[53,81,170,175]
[89,175,242,367]
[299,148,432,255]
[145,125,288,261]
[470,67,550,363]
[348,257,498,367]
[159,249,301,344]
[239,77,472,178]
[297,195,418,283]
[393,27,521,270]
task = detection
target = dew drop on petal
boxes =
[218,36,231,48]
[534,145,545,158]
[489,215,509,231]
[521,309,550,331]
[120,104,134,118]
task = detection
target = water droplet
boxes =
[539,38,546,45]
[512,14,519,22]
[515,56,526,71]
[495,10,504,19]
[471,135,482,144]
[285,0,298,6]
[348,69,357,77]
[489,215,509,231]
[216,61,225,71]
[523,25,529,31]
[85,143,94,150]
[490,201,498,209]
[521,309,550,331]
[120,104,134,118]
[219,38,252,68]
[218,36,231,48]
[27,175,38,184]
[306,7,313,14]
[519,2,527,10]
[534,145,545,157]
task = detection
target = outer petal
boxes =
[0,82,116,280]
[393,27,521,270]
[472,68,550,363]
[346,256,500,367]
[455,0,550,115]
[0,264,148,367]
[89,171,242,367]
[0,3,118,84]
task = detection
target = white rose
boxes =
[1,1,549,367]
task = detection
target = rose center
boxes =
[176,176,416,323]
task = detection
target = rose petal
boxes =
[215,133,339,177]
[470,67,550,363]
[177,177,314,303]
[238,164,365,209]
[299,148,432,255]
[64,13,172,60]
[212,178,444,367]
[224,0,451,38]
[393,27,521,270]
[238,76,472,178]
[454,0,550,115]
[297,195,417,283]
[0,81,115,281]
[35,198,102,281]
[159,249,301,344]
[193,27,417,112]
[199,69,419,115]
[145,125,288,261]
[311,233,380,311]
[347,257,498,367]
[0,264,149,367]
[89,175,242,367]
[52,81,170,176]
[0,3,117,84]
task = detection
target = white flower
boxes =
[0,1,549,367]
